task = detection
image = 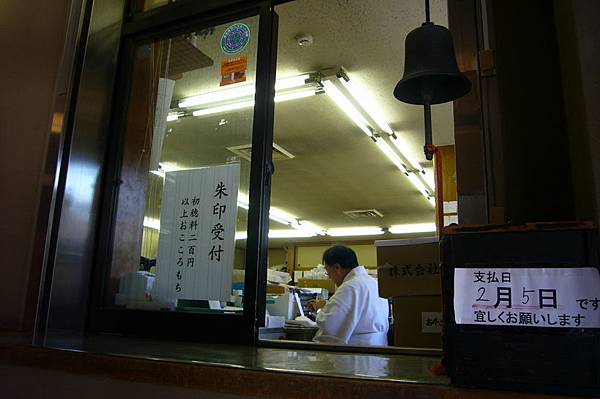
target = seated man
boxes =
[311,245,389,346]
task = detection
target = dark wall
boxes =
[0,1,71,330]
[554,0,600,225]
[492,0,575,223]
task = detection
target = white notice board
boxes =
[154,163,240,303]
[454,267,600,328]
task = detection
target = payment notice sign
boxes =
[454,267,600,328]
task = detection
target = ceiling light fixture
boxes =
[322,79,373,138]
[389,223,436,234]
[235,229,317,240]
[338,77,394,135]
[275,74,310,90]
[375,139,409,174]
[268,229,317,238]
[274,89,316,103]
[389,135,434,192]
[389,135,424,175]
[326,226,384,237]
[179,85,255,108]
[290,220,326,236]
[406,172,434,201]
[322,68,436,206]
[174,70,438,211]
[374,138,434,207]
[238,192,322,234]
[192,100,254,117]
[190,88,317,118]
[179,74,311,109]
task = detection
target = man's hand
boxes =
[308,298,327,311]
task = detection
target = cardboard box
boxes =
[296,278,335,293]
[393,295,442,348]
[375,237,441,297]
[266,283,287,294]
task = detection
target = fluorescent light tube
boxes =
[294,220,325,235]
[237,193,302,227]
[274,74,310,90]
[269,213,292,226]
[406,173,435,206]
[389,135,435,193]
[423,172,435,190]
[269,206,297,226]
[339,78,393,135]
[192,100,255,117]
[274,89,316,102]
[326,226,384,237]
[167,113,179,122]
[322,79,373,137]
[389,223,436,234]
[143,217,160,230]
[268,229,317,238]
[389,135,425,174]
[375,140,409,174]
[179,74,311,108]
[179,85,255,108]
[235,229,317,240]
[190,88,316,118]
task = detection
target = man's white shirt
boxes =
[313,266,389,345]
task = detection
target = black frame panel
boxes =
[88,1,278,344]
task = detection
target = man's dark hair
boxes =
[322,245,359,269]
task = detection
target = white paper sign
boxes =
[454,267,600,328]
[154,163,240,303]
[421,312,443,333]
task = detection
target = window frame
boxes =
[87,0,278,344]
[36,0,484,355]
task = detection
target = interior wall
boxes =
[0,1,71,330]
[554,0,600,226]
[295,244,377,270]
[491,0,575,223]
[448,0,488,225]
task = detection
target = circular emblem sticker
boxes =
[221,23,251,54]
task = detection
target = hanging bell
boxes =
[394,22,470,105]
[394,14,471,161]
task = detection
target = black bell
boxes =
[394,22,471,105]
[393,0,471,161]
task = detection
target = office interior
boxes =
[2,0,600,398]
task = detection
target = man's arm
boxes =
[314,285,360,344]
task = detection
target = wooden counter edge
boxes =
[0,343,582,399]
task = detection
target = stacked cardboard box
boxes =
[296,278,335,294]
[376,237,442,348]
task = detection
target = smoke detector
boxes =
[295,34,313,47]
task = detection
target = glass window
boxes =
[107,16,260,315]
[259,0,455,348]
